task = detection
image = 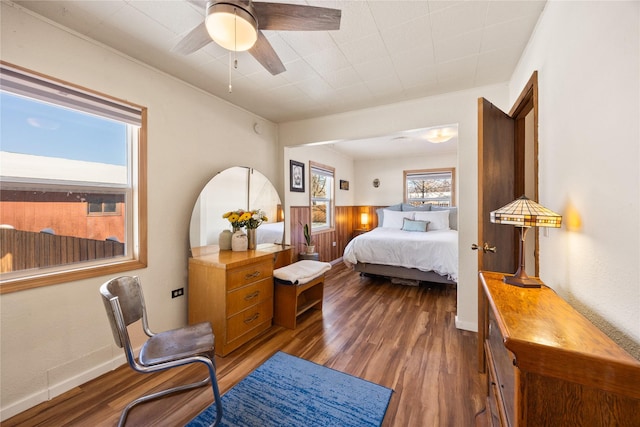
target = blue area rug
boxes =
[186,351,393,427]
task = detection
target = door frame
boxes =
[510,71,539,275]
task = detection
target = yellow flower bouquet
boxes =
[223,209,268,230]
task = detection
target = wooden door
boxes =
[477,72,539,275]
[477,73,538,375]
[477,97,517,274]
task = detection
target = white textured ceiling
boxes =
[13,0,546,125]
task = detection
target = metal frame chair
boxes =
[100,276,222,427]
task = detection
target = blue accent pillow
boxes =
[401,203,432,212]
[401,218,429,232]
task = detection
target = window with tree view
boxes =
[310,162,334,232]
[0,63,147,293]
[404,168,455,207]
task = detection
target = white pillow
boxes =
[414,210,450,231]
[381,210,414,229]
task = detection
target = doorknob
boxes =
[471,243,497,253]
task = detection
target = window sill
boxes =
[1,258,147,294]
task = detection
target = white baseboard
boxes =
[0,389,49,423]
[1,353,125,422]
[48,355,124,399]
[455,315,478,332]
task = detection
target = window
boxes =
[310,162,334,232]
[404,168,455,207]
[88,196,122,216]
[0,62,147,293]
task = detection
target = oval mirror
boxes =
[189,167,283,250]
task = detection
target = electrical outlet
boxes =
[332,241,337,247]
[171,288,184,298]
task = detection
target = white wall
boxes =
[283,144,355,240]
[284,145,456,234]
[285,145,356,209]
[510,1,640,358]
[0,3,280,419]
[279,84,510,333]
[353,153,458,206]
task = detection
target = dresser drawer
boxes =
[226,277,273,316]
[488,311,515,426]
[227,299,273,342]
[227,261,273,291]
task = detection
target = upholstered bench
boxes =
[273,260,332,329]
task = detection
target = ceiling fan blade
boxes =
[253,3,341,31]
[249,31,286,75]
[173,22,212,55]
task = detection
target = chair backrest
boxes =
[100,276,148,349]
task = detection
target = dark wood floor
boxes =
[5,262,486,427]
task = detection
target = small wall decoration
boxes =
[290,160,305,192]
[339,180,349,190]
[373,178,380,188]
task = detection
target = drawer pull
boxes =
[244,313,260,324]
[245,271,261,280]
[244,291,260,301]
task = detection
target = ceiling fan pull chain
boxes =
[228,7,239,93]
[228,51,233,93]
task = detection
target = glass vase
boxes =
[247,228,256,250]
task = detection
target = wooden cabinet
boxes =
[478,271,640,426]
[188,244,292,356]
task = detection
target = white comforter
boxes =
[343,227,458,282]
[256,221,284,244]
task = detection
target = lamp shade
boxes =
[490,195,562,228]
[360,212,369,228]
[205,2,258,52]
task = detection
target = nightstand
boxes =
[352,228,370,238]
[298,252,319,261]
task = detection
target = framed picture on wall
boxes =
[290,160,305,192]
[339,180,349,190]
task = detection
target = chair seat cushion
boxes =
[139,321,215,366]
[273,260,332,285]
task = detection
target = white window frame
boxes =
[309,162,335,233]
[0,62,147,294]
[404,168,456,207]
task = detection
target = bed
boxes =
[342,205,458,285]
[256,221,284,244]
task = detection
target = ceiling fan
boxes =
[174,1,342,75]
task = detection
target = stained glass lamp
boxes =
[490,195,562,287]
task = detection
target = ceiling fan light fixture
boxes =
[425,127,456,144]
[205,2,258,52]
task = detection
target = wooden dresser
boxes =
[478,271,640,426]
[188,244,292,356]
